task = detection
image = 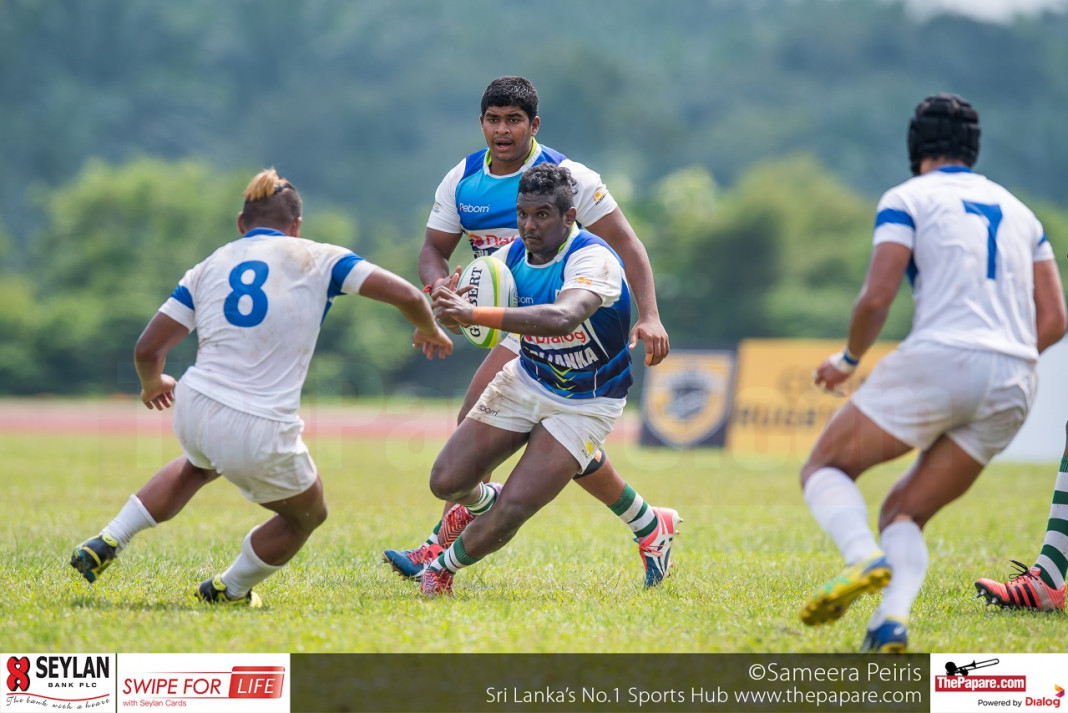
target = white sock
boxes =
[220,528,282,599]
[104,495,157,553]
[869,520,928,629]
[803,467,879,565]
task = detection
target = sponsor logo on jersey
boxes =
[523,331,589,348]
[593,186,607,204]
[468,232,518,257]
[459,203,491,214]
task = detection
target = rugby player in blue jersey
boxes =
[418,163,675,595]
[383,77,679,587]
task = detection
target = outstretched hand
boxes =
[629,316,670,366]
[413,324,453,359]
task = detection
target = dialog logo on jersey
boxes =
[117,653,288,713]
[2,653,115,713]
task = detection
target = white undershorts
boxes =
[499,333,521,354]
[466,359,625,470]
[173,380,317,503]
[851,340,1037,465]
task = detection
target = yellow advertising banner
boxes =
[726,339,897,459]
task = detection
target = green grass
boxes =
[2,425,1063,654]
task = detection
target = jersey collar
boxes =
[935,166,973,174]
[243,227,286,238]
[527,223,580,263]
[484,138,541,172]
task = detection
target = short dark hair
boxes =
[518,164,576,215]
[907,93,981,175]
[480,76,538,121]
[241,168,302,229]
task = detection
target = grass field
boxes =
[2,401,1064,655]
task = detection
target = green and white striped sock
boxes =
[1034,461,1068,590]
[422,521,441,548]
[610,484,656,539]
[468,482,498,516]
[433,533,482,574]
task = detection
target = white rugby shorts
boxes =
[499,333,521,354]
[851,340,1037,465]
[173,380,317,503]
[466,359,625,470]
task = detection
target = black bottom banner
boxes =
[292,654,928,713]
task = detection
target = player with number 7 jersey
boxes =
[69,168,452,606]
[797,94,1066,653]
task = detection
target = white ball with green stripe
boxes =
[457,255,518,348]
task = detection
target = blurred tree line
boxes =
[2,0,1068,396]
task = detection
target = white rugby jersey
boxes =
[158,228,377,420]
[426,139,618,256]
[873,166,1054,361]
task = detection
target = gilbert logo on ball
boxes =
[458,255,517,348]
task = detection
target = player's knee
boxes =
[428,463,467,503]
[799,460,823,488]
[311,504,328,530]
[573,448,606,480]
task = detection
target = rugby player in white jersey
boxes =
[383,76,679,588]
[796,94,1066,651]
[70,168,452,605]
[418,163,673,596]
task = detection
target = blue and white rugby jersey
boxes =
[491,225,632,400]
[158,228,377,420]
[427,139,618,257]
[873,166,1054,362]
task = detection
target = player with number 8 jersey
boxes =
[167,228,371,420]
[69,168,452,605]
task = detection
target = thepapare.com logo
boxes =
[3,653,115,712]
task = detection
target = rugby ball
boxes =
[456,255,518,348]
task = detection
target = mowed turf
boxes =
[1,407,1064,654]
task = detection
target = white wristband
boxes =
[829,351,857,375]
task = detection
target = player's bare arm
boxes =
[815,242,911,393]
[359,267,454,360]
[1034,258,1067,353]
[434,286,601,337]
[585,208,669,366]
[419,227,465,330]
[133,312,189,410]
[418,227,464,289]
